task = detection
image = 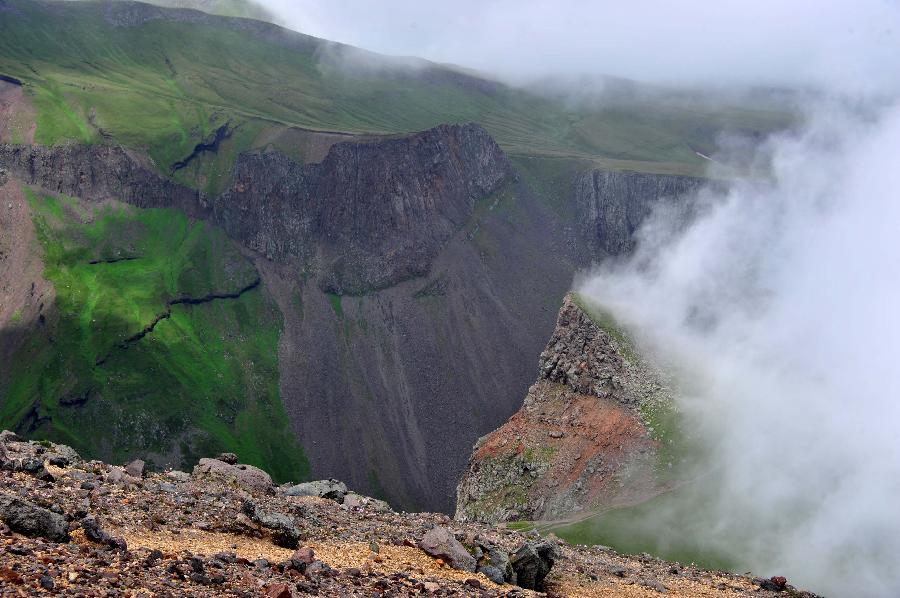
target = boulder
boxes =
[0,493,69,542]
[193,458,273,493]
[216,452,239,465]
[342,491,392,512]
[479,545,515,584]
[418,526,476,572]
[81,516,127,550]
[510,541,555,590]
[283,479,347,502]
[477,565,505,585]
[241,500,300,549]
[124,459,146,478]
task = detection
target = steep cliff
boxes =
[0,143,207,218]
[455,294,673,523]
[575,169,705,256]
[216,123,511,293]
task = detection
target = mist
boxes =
[258,0,900,93]
[575,99,900,596]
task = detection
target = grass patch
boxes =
[506,521,535,533]
[549,484,737,571]
[0,190,308,482]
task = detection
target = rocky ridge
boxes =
[215,123,511,293]
[0,122,511,294]
[0,431,817,597]
[455,295,673,523]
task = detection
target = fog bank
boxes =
[259,0,900,93]
[577,100,900,596]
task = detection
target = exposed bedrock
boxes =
[575,168,706,256]
[0,143,207,218]
[215,123,512,293]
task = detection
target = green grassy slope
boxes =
[0,0,790,189]
[0,190,309,481]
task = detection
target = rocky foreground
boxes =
[0,431,819,597]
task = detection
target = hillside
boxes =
[0,0,789,195]
[0,431,820,597]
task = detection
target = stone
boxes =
[283,479,347,502]
[81,516,127,550]
[193,458,273,493]
[342,491,392,512]
[241,501,300,548]
[0,493,69,542]
[289,546,315,570]
[167,470,191,482]
[418,527,476,573]
[216,452,239,464]
[124,459,146,478]
[480,545,515,584]
[265,582,292,598]
[510,541,555,590]
[477,565,505,585]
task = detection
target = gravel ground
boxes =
[0,435,821,597]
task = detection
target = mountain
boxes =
[0,0,788,512]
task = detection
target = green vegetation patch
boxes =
[0,190,308,482]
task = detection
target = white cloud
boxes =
[260,0,900,92]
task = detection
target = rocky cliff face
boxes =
[0,143,207,218]
[575,169,705,256]
[216,123,511,293]
[455,294,672,523]
[1,123,510,295]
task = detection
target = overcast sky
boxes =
[259,0,900,92]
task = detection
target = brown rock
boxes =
[265,582,293,598]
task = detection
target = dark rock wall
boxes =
[0,143,207,218]
[575,168,705,256]
[216,123,511,293]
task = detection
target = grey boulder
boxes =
[510,540,556,590]
[418,526,476,573]
[0,493,69,542]
[192,458,273,492]
[283,479,347,502]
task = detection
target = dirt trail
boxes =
[0,80,36,144]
